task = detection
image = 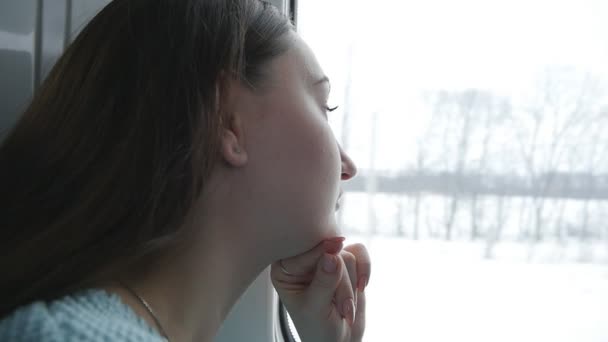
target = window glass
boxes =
[292,0,608,341]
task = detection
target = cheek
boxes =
[286,112,341,196]
[305,129,341,193]
[281,125,341,243]
[249,108,341,235]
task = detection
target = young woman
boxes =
[0,0,371,341]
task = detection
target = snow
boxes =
[345,236,608,342]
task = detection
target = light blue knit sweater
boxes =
[0,289,167,341]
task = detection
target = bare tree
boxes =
[514,67,601,242]
[422,90,458,240]
[484,184,512,259]
[434,89,483,240]
[568,105,608,242]
[411,93,443,240]
[366,111,379,235]
[337,44,355,230]
[467,94,512,241]
[422,89,506,241]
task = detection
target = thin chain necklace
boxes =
[118,281,171,341]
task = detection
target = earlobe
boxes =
[220,117,248,168]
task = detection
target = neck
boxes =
[99,170,294,342]
[106,217,272,342]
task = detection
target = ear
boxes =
[220,114,248,167]
[216,77,248,168]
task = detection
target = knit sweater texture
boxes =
[0,289,167,341]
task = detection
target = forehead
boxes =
[274,33,325,86]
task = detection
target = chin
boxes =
[316,214,341,240]
[277,217,341,259]
[282,206,342,251]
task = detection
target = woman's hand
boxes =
[271,238,371,342]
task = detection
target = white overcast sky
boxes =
[298,0,608,172]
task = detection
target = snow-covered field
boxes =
[347,236,608,342]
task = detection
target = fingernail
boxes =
[342,298,356,325]
[323,237,345,254]
[327,236,346,243]
[357,275,369,292]
[322,254,337,273]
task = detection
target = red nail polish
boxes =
[342,298,356,326]
[357,275,368,292]
[327,236,346,243]
[323,239,344,254]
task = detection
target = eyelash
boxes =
[325,105,339,112]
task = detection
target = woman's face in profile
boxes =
[230,33,357,253]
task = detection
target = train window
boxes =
[281,0,608,341]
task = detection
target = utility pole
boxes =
[337,43,354,228]
[367,110,378,235]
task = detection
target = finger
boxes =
[332,257,357,326]
[306,255,356,326]
[271,261,313,288]
[352,289,366,341]
[276,237,345,277]
[304,253,343,320]
[343,243,371,292]
[339,250,358,306]
[271,263,312,293]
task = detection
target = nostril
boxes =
[348,161,358,178]
[340,156,357,180]
[341,166,356,180]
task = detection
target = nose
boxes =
[339,144,357,181]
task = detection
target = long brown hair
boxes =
[0,0,292,317]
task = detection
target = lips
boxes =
[335,191,343,211]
